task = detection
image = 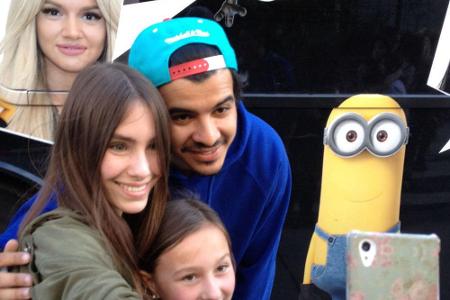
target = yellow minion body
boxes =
[303,94,407,284]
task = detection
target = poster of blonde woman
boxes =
[0,0,122,140]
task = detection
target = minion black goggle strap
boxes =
[323,112,409,157]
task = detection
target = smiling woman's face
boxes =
[149,224,235,300]
[36,0,106,76]
[101,100,161,216]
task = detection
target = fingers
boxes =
[0,240,33,299]
[0,287,31,299]
[0,269,32,299]
[0,272,32,288]
[0,240,30,268]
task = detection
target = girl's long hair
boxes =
[20,63,170,296]
[0,0,121,140]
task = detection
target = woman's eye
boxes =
[109,143,127,152]
[331,119,365,156]
[370,119,404,156]
[83,12,102,21]
[41,8,60,16]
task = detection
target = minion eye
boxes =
[370,118,404,156]
[332,119,365,155]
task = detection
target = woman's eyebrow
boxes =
[110,134,135,143]
[43,0,100,11]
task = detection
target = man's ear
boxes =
[139,270,159,297]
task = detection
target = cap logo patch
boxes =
[165,29,210,44]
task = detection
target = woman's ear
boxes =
[139,270,160,298]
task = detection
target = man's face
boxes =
[159,69,238,175]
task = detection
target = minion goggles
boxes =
[324,112,409,158]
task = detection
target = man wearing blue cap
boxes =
[128,17,292,299]
[0,17,291,299]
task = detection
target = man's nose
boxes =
[192,118,221,147]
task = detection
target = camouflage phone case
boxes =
[346,231,440,300]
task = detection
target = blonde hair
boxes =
[0,0,121,140]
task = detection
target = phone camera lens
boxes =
[361,241,371,251]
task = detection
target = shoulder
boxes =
[22,209,110,263]
[225,104,291,196]
[238,104,289,168]
[24,209,92,237]
[20,211,141,299]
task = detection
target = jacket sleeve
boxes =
[0,194,56,250]
[25,217,141,300]
[233,158,292,300]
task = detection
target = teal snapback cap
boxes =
[129,17,238,87]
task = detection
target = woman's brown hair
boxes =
[20,62,170,296]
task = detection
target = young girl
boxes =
[17,62,170,299]
[0,0,121,139]
[142,197,236,300]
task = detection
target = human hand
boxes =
[0,240,32,299]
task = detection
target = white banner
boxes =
[113,0,196,60]
[427,0,450,154]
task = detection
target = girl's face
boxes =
[101,100,161,215]
[149,225,235,300]
[36,0,106,76]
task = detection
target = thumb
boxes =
[4,240,19,252]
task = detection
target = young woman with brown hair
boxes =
[16,62,170,299]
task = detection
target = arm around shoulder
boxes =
[20,213,141,299]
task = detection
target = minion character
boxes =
[302,94,409,300]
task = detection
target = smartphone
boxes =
[346,231,440,300]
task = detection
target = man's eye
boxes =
[172,114,191,122]
[216,107,230,114]
[83,12,102,21]
[41,8,60,16]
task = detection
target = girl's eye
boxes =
[41,8,60,16]
[182,274,197,282]
[217,264,230,273]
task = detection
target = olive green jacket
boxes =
[18,208,141,299]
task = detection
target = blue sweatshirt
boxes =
[0,102,292,300]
